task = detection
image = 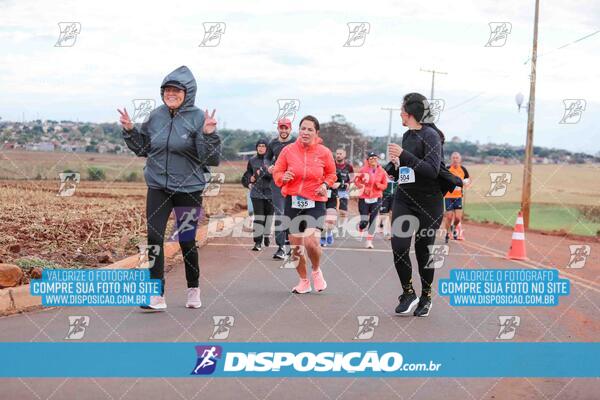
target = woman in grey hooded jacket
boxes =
[118,65,221,311]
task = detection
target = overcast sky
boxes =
[1,0,599,154]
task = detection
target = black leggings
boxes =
[358,198,382,235]
[146,188,203,295]
[391,190,443,297]
[250,197,274,244]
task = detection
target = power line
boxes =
[420,68,448,99]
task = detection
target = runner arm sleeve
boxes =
[375,172,388,190]
[272,147,288,187]
[323,151,337,187]
[122,123,150,157]
[195,112,221,166]
[196,131,221,167]
[399,131,441,179]
[241,160,252,188]
[461,166,470,179]
[384,161,398,178]
[265,143,273,164]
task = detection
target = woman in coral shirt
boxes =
[273,115,336,294]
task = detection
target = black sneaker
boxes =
[394,292,418,315]
[445,233,449,244]
[452,229,458,240]
[252,243,262,251]
[263,236,270,247]
[413,297,432,317]
[272,246,286,260]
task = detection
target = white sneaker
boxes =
[366,240,374,249]
[186,288,202,309]
[140,295,167,311]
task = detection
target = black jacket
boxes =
[242,154,272,199]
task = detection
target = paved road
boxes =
[1,220,598,400]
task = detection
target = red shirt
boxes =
[273,137,337,202]
[354,162,388,199]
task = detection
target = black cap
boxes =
[161,80,186,91]
[367,151,378,158]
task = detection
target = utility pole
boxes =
[420,68,448,99]
[381,107,401,147]
[521,0,540,229]
[349,136,355,164]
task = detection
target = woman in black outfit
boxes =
[118,65,221,311]
[242,138,274,251]
[387,92,444,317]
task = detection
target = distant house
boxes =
[25,142,55,152]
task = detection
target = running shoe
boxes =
[292,278,312,294]
[366,240,374,249]
[413,297,432,317]
[452,229,458,240]
[320,237,327,247]
[312,269,327,292]
[394,292,418,315]
[263,236,270,247]
[445,233,450,244]
[326,231,334,246]
[140,295,167,311]
[252,243,262,251]
[273,246,286,260]
[185,288,202,309]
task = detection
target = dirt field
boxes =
[0,180,247,273]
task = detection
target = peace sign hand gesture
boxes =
[203,109,217,134]
[117,108,134,131]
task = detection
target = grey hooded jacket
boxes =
[122,66,221,193]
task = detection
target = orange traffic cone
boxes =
[506,211,528,260]
[456,222,465,240]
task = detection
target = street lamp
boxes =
[515,92,525,112]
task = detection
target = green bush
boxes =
[87,166,106,181]
[123,171,140,182]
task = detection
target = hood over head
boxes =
[160,65,197,110]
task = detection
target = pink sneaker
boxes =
[292,278,312,294]
[312,269,327,292]
[140,295,167,311]
[186,288,202,309]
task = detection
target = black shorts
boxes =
[338,197,349,211]
[444,197,463,211]
[325,193,337,209]
[380,195,394,214]
[284,196,326,234]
